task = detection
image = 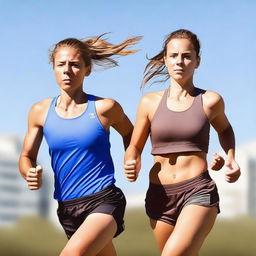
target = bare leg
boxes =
[60,213,117,256]
[162,205,218,256]
[96,241,117,256]
[150,218,175,251]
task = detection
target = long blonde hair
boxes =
[49,33,142,73]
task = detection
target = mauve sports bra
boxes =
[150,88,210,155]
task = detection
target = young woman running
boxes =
[19,34,141,256]
[124,29,240,256]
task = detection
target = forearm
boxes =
[19,155,36,179]
[122,130,133,150]
[124,144,141,162]
[218,125,236,159]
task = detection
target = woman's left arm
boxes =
[111,107,133,150]
[204,91,241,183]
[99,98,133,150]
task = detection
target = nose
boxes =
[63,63,71,74]
[176,55,183,65]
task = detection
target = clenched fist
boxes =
[124,160,139,182]
[26,165,43,190]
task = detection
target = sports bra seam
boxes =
[151,144,208,152]
[199,93,211,122]
[152,142,204,147]
[164,91,200,113]
[150,89,168,124]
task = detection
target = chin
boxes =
[173,75,185,80]
[59,84,72,90]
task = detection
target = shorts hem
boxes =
[146,212,176,226]
[182,202,220,214]
[89,206,125,237]
[57,185,126,239]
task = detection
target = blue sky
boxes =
[1,0,256,195]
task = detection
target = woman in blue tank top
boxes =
[19,34,141,256]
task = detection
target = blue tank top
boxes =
[43,94,115,201]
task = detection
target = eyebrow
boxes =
[168,51,192,54]
[55,60,80,63]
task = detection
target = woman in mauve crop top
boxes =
[124,29,240,255]
[150,87,210,154]
[19,34,141,255]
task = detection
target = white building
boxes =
[211,140,256,219]
[0,135,49,226]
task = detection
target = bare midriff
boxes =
[149,151,208,184]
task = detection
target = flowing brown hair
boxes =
[49,33,142,73]
[142,29,201,87]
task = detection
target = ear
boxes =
[195,56,200,69]
[84,65,91,77]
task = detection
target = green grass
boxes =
[0,209,255,255]
[114,209,159,256]
[0,216,66,256]
[200,217,256,256]
[116,210,256,256]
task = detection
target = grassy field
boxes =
[0,208,255,255]
[115,209,256,256]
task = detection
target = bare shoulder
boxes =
[30,98,52,112]
[202,90,224,109]
[94,96,126,128]
[140,90,165,106]
[29,98,52,126]
[138,90,165,120]
[95,96,122,114]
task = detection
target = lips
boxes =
[63,78,71,82]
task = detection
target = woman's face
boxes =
[164,38,200,83]
[53,46,90,91]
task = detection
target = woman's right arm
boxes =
[124,95,151,182]
[203,91,240,183]
[19,101,48,190]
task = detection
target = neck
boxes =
[169,79,195,99]
[58,89,87,109]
